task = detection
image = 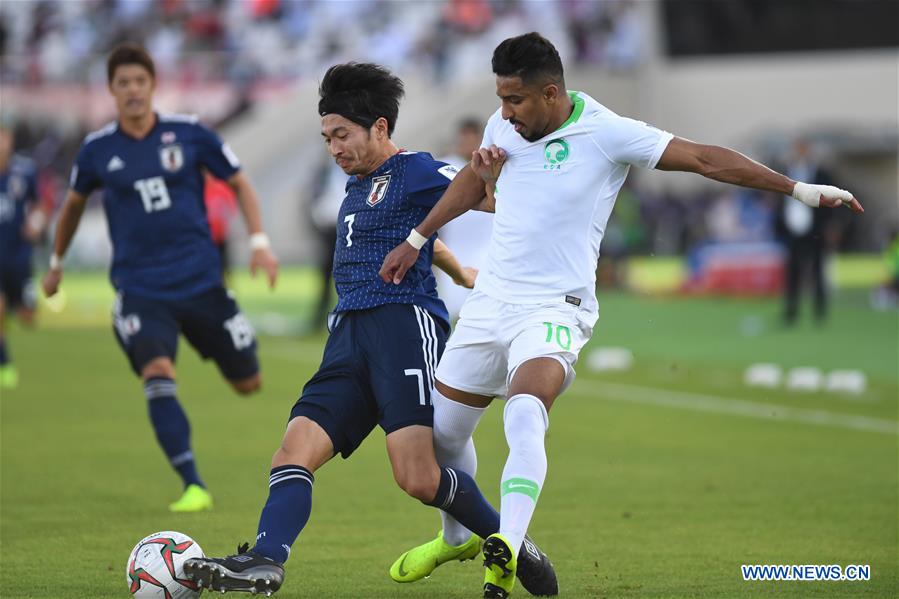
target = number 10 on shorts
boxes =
[543,322,572,350]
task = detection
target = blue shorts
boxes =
[290,303,448,459]
[0,264,36,311]
[112,286,259,380]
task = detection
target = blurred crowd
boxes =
[0,0,644,86]
[0,0,646,252]
[2,0,894,306]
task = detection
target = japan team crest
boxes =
[366,174,391,207]
[159,144,184,172]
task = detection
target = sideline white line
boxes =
[581,382,898,436]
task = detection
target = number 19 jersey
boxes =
[70,113,240,300]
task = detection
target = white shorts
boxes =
[435,290,598,398]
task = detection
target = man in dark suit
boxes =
[775,139,837,325]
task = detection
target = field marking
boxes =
[585,382,898,436]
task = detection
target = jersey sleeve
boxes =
[592,114,673,169]
[405,153,455,208]
[193,123,241,180]
[70,142,101,195]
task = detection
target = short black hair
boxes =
[492,32,564,87]
[107,43,156,83]
[318,62,405,137]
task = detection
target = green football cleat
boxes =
[390,530,481,583]
[169,484,213,513]
[483,534,517,598]
[0,364,19,389]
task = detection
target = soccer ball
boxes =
[126,531,204,598]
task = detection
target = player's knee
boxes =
[271,445,293,469]
[398,477,437,503]
[141,358,175,381]
[395,466,440,503]
[271,417,333,471]
[230,374,261,395]
[271,442,316,470]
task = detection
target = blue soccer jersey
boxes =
[0,155,39,271]
[70,113,240,300]
[333,151,456,326]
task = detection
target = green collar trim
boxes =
[557,91,584,131]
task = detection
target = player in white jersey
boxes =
[380,33,863,599]
[435,117,493,320]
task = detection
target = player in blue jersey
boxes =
[183,63,557,597]
[0,123,50,389]
[41,44,279,512]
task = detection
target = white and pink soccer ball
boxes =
[126,531,204,598]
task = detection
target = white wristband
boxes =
[49,254,62,271]
[406,228,428,250]
[249,232,271,250]
[791,182,853,208]
[28,210,46,231]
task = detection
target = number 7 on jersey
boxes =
[344,213,356,247]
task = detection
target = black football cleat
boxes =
[516,535,559,596]
[183,543,284,596]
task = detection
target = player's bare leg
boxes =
[229,372,262,395]
[386,424,442,501]
[388,409,483,581]
[185,416,334,595]
[386,424,504,537]
[270,415,335,470]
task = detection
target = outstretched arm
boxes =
[41,189,88,297]
[227,171,279,289]
[433,239,478,289]
[657,137,863,213]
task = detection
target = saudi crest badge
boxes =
[159,144,184,172]
[367,174,391,206]
[543,138,570,170]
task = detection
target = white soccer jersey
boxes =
[474,91,673,311]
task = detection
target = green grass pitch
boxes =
[1,269,896,598]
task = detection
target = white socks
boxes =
[432,387,486,546]
[499,394,549,556]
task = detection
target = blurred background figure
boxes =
[435,117,493,320]
[597,180,645,289]
[204,171,239,283]
[774,139,838,326]
[306,156,346,331]
[871,225,899,310]
[0,122,50,389]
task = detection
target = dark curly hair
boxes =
[318,62,405,137]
